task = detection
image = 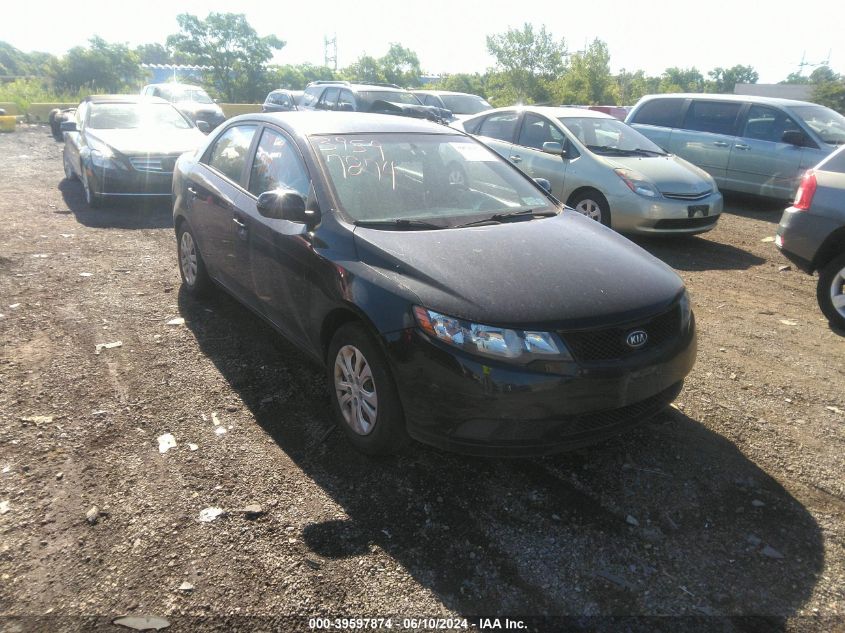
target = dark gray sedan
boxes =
[777,145,845,329]
[61,95,207,208]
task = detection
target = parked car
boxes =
[456,106,722,234]
[776,145,845,329]
[61,95,207,208]
[627,94,845,200]
[49,107,76,140]
[299,81,451,123]
[141,83,226,132]
[172,111,696,456]
[262,89,298,113]
[412,90,492,120]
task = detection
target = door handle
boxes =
[713,141,729,147]
[232,217,247,230]
[187,186,199,198]
[735,144,750,150]
[509,155,522,163]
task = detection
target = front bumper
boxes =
[609,190,724,235]
[88,164,174,196]
[384,315,696,456]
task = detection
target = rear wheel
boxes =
[327,322,409,455]
[817,252,845,330]
[570,189,611,227]
[177,223,212,296]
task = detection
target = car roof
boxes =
[84,95,170,105]
[144,83,206,90]
[471,105,614,120]
[414,90,486,98]
[637,93,820,108]
[309,82,408,92]
[226,111,461,136]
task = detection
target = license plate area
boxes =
[688,204,709,218]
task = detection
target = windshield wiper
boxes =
[454,208,557,228]
[630,147,668,156]
[354,219,445,230]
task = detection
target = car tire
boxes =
[569,189,611,227]
[327,322,409,455]
[177,222,212,297]
[63,150,77,181]
[81,169,102,209]
[817,252,845,330]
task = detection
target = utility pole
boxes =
[324,34,337,71]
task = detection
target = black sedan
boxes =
[173,112,696,456]
[61,95,207,208]
[262,89,298,113]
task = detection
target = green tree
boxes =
[552,39,616,104]
[50,37,143,93]
[614,69,660,104]
[0,41,58,77]
[167,12,285,102]
[342,55,383,84]
[135,43,172,65]
[341,44,423,87]
[485,23,565,103]
[706,65,759,93]
[429,73,488,99]
[813,78,845,114]
[267,63,336,90]
[660,67,704,93]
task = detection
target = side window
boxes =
[742,105,802,144]
[477,112,519,143]
[462,116,484,135]
[630,98,684,128]
[248,128,310,198]
[682,101,742,135]
[206,125,258,185]
[424,95,439,107]
[517,113,563,150]
[301,86,323,108]
[318,88,339,110]
[337,90,354,111]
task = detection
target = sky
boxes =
[2,0,841,84]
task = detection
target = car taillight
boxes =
[793,170,817,210]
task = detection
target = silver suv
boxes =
[299,81,450,123]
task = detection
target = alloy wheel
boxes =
[180,231,198,287]
[575,198,603,222]
[830,263,845,319]
[334,344,378,435]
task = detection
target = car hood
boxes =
[353,212,684,329]
[603,154,714,195]
[87,128,206,156]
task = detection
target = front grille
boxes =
[561,306,681,362]
[661,189,711,200]
[653,216,719,230]
[129,156,177,173]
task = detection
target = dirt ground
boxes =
[0,125,843,633]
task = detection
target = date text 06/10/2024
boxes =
[307,617,527,630]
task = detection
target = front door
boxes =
[511,112,570,199]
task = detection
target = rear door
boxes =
[187,123,259,300]
[727,104,807,198]
[511,112,570,198]
[627,97,684,151]
[669,99,743,186]
[474,110,521,160]
[316,87,339,111]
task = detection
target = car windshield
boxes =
[162,87,214,104]
[310,133,556,227]
[358,91,422,109]
[439,95,492,115]
[558,116,666,155]
[87,103,192,130]
[790,105,845,145]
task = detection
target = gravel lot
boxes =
[1,125,843,632]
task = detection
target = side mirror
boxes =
[257,189,309,223]
[196,120,210,134]
[60,121,77,133]
[534,178,552,193]
[782,130,806,147]
[542,141,566,157]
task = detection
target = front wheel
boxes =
[569,189,611,227]
[327,323,409,455]
[81,169,101,209]
[63,150,77,181]
[817,252,845,330]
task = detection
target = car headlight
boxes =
[615,168,660,198]
[679,289,692,331]
[413,306,573,363]
[87,139,125,170]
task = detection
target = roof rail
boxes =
[367,82,403,89]
[307,80,351,86]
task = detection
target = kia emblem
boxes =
[626,330,648,349]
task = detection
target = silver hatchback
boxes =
[457,106,723,235]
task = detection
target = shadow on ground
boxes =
[58,179,172,230]
[722,193,786,224]
[631,234,766,272]
[179,287,823,627]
